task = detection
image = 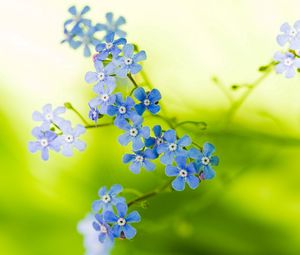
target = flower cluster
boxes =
[91,185,141,242]
[28,104,86,160]
[274,20,300,78]
[62,6,126,57]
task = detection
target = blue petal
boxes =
[123,44,134,57]
[178,135,191,147]
[189,148,202,160]
[153,125,162,137]
[156,143,169,154]
[68,6,77,15]
[163,130,176,143]
[165,165,179,176]
[115,16,126,26]
[145,137,155,147]
[104,211,118,223]
[80,6,90,15]
[84,45,91,57]
[93,221,101,231]
[148,104,160,114]
[203,143,215,156]
[126,211,141,223]
[186,175,200,189]
[130,63,142,74]
[144,149,157,159]
[140,126,150,138]
[109,184,123,196]
[123,154,135,163]
[172,176,185,191]
[135,103,146,115]
[210,156,219,166]
[98,186,107,196]
[174,156,187,169]
[123,224,137,239]
[118,133,132,146]
[134,87,146,101]
[32,111,43,121]
[107,105,118,116]
[203,165,216,179]
[92,200,102,212]
[116,203,127,218]
[112,225,122,238]
[105,32,115,43]
[160,151,174,165]
[132,137,145,151]
[129,161,141,174]
[143,160,155,171]
[133,50,147,62]
[73,140,86,151]
[28,141,41,153]
[148,89,161,102]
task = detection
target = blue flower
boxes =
[107,93,137,127]
[123,149,156,174]
[134,87,161,115]
[145,125,165,156]
[88,104,101,123]
[32,104,66,129]
[165,156,199,191]
[28,127,60,161]
[89,85,116,115]
[118,117,150,151]
[61,28,82,49]
[114,44,147,77]
[93,214,115,243]
[92,184,125,212]
[57,121,86,157]
[277,21,300,50]
[104,203,141,240]
[64,6,91,31]
[77,26,101,57]
[85,61,116,91]
[95,32,127,61]
[273,51,300,78]
[189,143,219,180]
[96,12,127,38]
[157,130,191,165]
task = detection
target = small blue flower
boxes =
[64,5,91,30]
[57,121,86,157]
[123,149,156,174]
[28,127,60,161]
[134,87,161,115]
[189,143,219,180]
[104,203,141,240]
[32,104,66,129]
[92,184,125,212]
[89,85,116,115]
[157,130,191,165]
[114,44,147,77]
[273,51,300,78]
[96,12,127,38]
[61,28,82,49]
[93,214,115,243]
[85,61,116,91]
[145,125,165,157]
[165,156,199,191]
[118,117,150,151]
[277,21,300,50]
[107,93,137,127]
[77,26,101,57]
[88,104,101,123]
[95,32,127,61]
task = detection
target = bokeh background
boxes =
[1,0,300,254]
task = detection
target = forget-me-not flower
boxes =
[77,26,101,57]
[64,6,91,29]
[89,85,116,115]
[277,21,300,50]
[123,149,156,174]
[104,203,141,240]
[92,184,125,213]
[157,130,191,165]
[189,143,219,180]
[273,51,300,78]
[165,156,199,191]
[88,104,101,123]
[61,28,82,49]
[145,125,165,157]
[96,12,127,38]
[134,87,161,115]
[93,214,115,243]
[114,44,146,77]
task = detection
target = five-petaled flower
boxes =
[118,117,150,151]
[273,51,300,78]
[157,130,191,165]
[77,25,101,57]
[56,121,86,157]
[107,93,137,127]
[64,5,91,32]
[104,203,141,240]
[277,21,300,50]
[92,184,125,212]
[145,125,165,157]
[134,87,161,115]
[189,143,219,180]
[89,85,116,115]
[32,104,66,129]
[95,32,127,61]
[166,156,199,191]
[96,12,127,38]
[92,214,115,243]
[114,44,147,77]
[88,104,101,123]
[123,149,156,174]
[85,61,116,91]
[28,127,60,161]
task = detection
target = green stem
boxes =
[175,120,207,129]
[127,73,139,88]
[64,103,89,126]
[85,122,113,129]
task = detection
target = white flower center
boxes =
[290,28,297,37]
[100,225,108,233]
[101,94,109,102]
[144,99,151,106]
[65,135,74,143]
[40,139,48,147]
[106,42,113,49]
[179,169,188,177]
[98,72,105,81]
[129,128,139,137]
[201,156,210,165]
[124,57,133,65]
[119,106,127,114]
[169,143,177,151]
[135,155,144,162]
[117,218,126,226]
[102,194,111,203]
[156,137,164,145]
[45,113,53,121]
[284,57,294,66]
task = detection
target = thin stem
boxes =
[128,179,173,207]
[127,73,139,88]
[64,103,89,126]
[140,69,153,89]
[175,120,207,129]
[212,76,234,103]
[85,122,113,129]
[152,114,176,129]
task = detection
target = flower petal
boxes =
[172,176,185,191]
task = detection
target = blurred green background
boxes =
[1,0,300,254]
